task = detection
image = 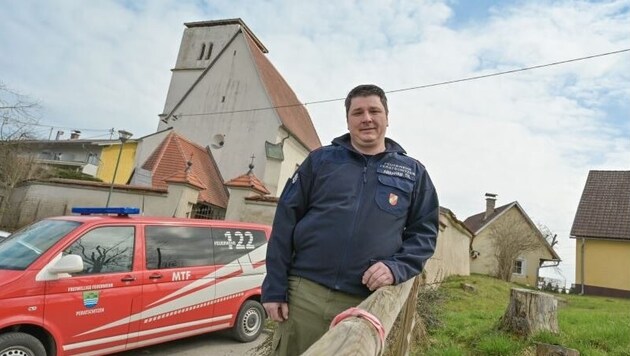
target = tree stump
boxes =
[498,288,558,337]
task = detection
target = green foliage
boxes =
[52,168,103,182]
[416,274,630,355]
[416,286,447,330]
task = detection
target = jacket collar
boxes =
[331,133,407,155]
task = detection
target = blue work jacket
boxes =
[262,134,439,302]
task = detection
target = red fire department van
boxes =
[0,207,270,356]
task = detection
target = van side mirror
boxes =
[49,254,84,274]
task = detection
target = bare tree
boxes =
[0,82,40,140]
[0,83,44,223]
[537,223,558,248]
[70,239,130,273]
[488,213,541,282]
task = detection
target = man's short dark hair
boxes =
[344,84,389,116]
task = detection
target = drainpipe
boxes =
[580,237,585,295]
[538,260,561,289]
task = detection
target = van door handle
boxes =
[149,273,163,280]
[121,275,136,282]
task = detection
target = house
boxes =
[464,193,560,286]
[570,170,630,298]
[8,131,137,184]
[422,207,473,284]
[154,18,321,196]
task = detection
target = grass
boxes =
[414,274,630,356]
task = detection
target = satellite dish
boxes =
[211,134,225,149]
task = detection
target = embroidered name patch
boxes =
[377,162,415,180]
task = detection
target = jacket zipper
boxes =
[333,156,368,290]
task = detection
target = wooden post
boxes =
[303,277,417,356]
[387,276,421,356]
[498,288,559,337]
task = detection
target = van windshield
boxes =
[0,220,81,270]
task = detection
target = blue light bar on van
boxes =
[71,207,141,215]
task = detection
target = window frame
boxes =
[512,258,526,276]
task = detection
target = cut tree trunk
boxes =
[498,288,558,337]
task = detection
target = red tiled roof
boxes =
[26,178,166,194]
[164,170,207,191]
[571,170,630,240]
[243,32,322,151]
[225,171,270,196]
[245,195,279,203]
[142,131,228,208]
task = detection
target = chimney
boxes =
[70,130,81,140]
[484,193,497,220]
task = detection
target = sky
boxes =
[1,0,629,287]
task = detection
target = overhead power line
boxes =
[1,117,113,133]
[172,48,630,119]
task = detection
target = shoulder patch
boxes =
[291,172,299,184]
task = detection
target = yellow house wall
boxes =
[576,239,630,291]
[96,142,138,184]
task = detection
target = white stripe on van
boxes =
[75,249,265,337]
[65,314,232,351]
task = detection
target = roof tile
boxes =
[571,170,630,240]
[244,32,321,151]
[463,202,513,233]
[141,132,228,208]
[225,172,270,196]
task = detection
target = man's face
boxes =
[346,95,388,154]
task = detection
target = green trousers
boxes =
[272,276,364,356]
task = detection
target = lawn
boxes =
[414,274,630,355]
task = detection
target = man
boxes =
[262,84,439,355]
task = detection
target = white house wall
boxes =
[157,30,281,189]
[264,127,310,195]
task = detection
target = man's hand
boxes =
[362,262,394,291]
[263,302,289,322]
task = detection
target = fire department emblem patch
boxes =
[83,291,100,308]
[389,193,398,206]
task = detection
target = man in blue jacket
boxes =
[262,84,439,355]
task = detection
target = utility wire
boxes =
[1,117,113,133]
[173,48,630,118]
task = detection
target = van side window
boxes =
[145,226,213,269]
[212,228,267,265]
[65,226,135,275]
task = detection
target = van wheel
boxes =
[232,300,265,342]
[0,332,46,356]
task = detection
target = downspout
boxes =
[580,237,585,295]
[537,259,561,289]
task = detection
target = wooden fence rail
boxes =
[303,276,419,356]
